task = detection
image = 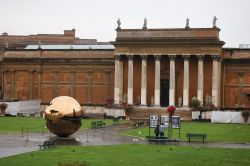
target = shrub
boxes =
[190,96,201,109]
[241,110,250,117]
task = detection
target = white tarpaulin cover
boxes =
[211,111,250,124]
[1,100,41,116]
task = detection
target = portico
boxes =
[113,28,224,108]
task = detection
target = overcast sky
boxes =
[0,0,249,47]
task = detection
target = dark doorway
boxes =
[160,79,169,107]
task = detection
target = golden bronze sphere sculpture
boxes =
[45,96,83,137]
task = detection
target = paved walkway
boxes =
[0,123,250,158]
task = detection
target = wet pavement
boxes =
[0,123,250,158]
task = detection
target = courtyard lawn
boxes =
[0,117,118,133]
[0,144,250,166]
[121,122,250,143]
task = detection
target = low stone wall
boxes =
[2,100,42,116]
[211,111,249,124]
[41,105,125,118]
[192,111,211,120]
[83,106,125,118]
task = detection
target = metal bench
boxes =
[187,133,207,143]
[39,140,54,150]
[91,121,97,129]
[134,121,144,128]
[91,121,105,129]
[112,118,119,125]
[146,136,168,144]
[96,121,106,128]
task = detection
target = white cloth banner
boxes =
[211,111,250,124]
[1,100,41,116]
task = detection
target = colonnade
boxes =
[114,54,221,107]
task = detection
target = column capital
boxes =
[182,54,190,60]
[115,54,121,60]
[168,54,176,60]
[140,55,148,60]
[154,55,161,60]
[197,55,205,60]
[127,55,134,60]
[211,55,220,60]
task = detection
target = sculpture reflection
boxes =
[45,96,83,137]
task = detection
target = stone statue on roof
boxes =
[117,18,121,29]
[213,16,217,28]
[143,17,147,29]
[185,17,190,29]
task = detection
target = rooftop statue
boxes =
[117,18,121,29]
[213,16,217,28]
[143,17,147,29]
[185,17,190,29]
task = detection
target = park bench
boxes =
[146,136,168,144]
[39,140,54,150]
[186,133,207,143]
[134,121,144,128]
[112,118,120,125]
[91,121,105,129]
[91,121,97,129]
[96,121,106,128]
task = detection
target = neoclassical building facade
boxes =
[0,26,250,109]
[113,27,224,108]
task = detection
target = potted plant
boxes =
[190,96,201,110]
[0,103,8,115]
[121,93,127,108]
[241,110,250,124]
[124,105,134,117]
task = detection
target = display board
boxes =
[172,116,180,128]
[149,115,159,128]
[160,115,180,128]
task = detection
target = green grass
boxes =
[0,144,250,166]
[1,117,250,143]
[0,117,120,133]
[0,117,46,133]
[121,122,250,143]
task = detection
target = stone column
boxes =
[141,55,147,106]
[212,55,220,107]
[183,55,190,107]
[217,59,221,106]
[114,55,121,104]
[197,55,204,105]
[119,58,123,102]
[127,55,134,105]
[169,55,176,106]
[154,55,161,107]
